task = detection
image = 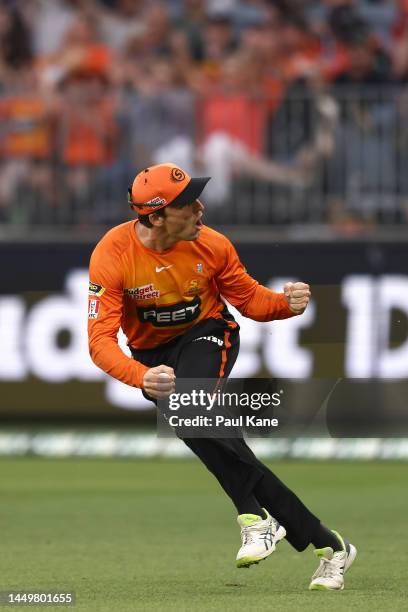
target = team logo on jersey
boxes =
[125,283,160,300]
[137,296,201,327]
[184,278,204,296]
[196,263,203,273]
[89,281,105,297]
[88,299,100,319]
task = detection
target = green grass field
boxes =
[0,458,406,611]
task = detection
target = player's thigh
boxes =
[175,328,239,378]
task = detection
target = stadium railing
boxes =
[0,85,407,239]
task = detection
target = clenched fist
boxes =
[143,365,175,399]
[283,282,311,314]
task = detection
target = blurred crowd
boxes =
[1,0,408,232]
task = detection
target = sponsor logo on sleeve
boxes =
[88,282,105,297]
[125,283,160,300]
[88,299,100,319]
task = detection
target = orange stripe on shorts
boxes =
[219,330,231,378]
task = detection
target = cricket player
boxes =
[88,163,356,590]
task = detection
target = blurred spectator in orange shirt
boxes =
[198,51,266,154]
[0,92,51,160]
[0,69,56,223]
[60,72,117,167]
[55,65,118,222]
[195,51,266,203]
[36,11,112,90]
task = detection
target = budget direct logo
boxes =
[125,284,160,300]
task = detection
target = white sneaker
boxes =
[309,530,357,590]
[236,509,286,568]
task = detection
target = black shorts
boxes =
[130,317,240,380]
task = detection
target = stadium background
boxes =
[1,0,407,456]
[0,2,407,610]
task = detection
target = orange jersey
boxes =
[0,97,52,159]
[88,221,295,388]
[62,99,117,166]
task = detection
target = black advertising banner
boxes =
[0,239,407,422]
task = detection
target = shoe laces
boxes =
[241,517,275,545]
[314,552,346,580]
[241,525,256,545]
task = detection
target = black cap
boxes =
[170,176,211,207]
